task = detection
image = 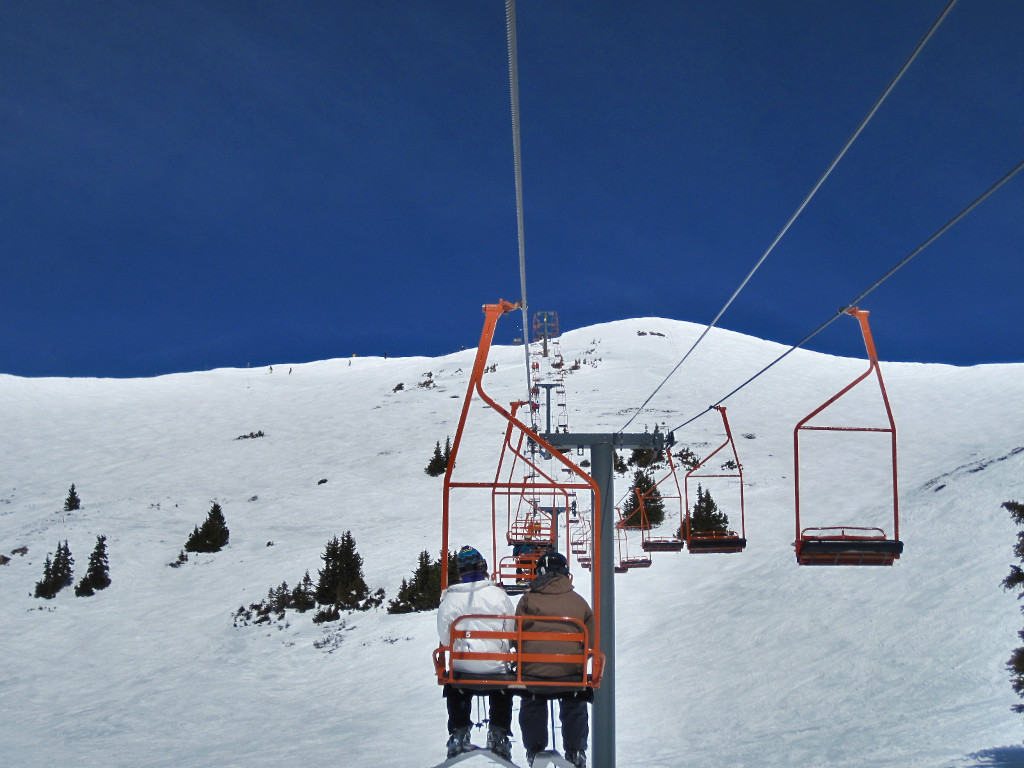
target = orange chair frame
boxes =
[684,406,747,553]
[440,301,603,689]
[793,307,902,566]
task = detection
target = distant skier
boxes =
[437,546,515,760]
[516,551,594,768]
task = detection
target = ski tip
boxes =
[429,747,523,768]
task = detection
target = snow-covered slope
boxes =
[1,317,1022,767]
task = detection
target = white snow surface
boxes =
[1,317,1023,767]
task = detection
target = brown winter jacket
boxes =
[515,573,595,679]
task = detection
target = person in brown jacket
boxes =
[515,551,594,768]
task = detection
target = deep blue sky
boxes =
[1,1,1021,378]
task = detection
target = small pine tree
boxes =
[620,468,664,529]
[52,540,74,590]
[1001,500,1024,712]
[689,484,731,536]
[184,502,230,553]
[387,550,457,614]
[170,549,189,568]
[315,531,372,611]
[291,570,316,613]
[34,554,56,599]
[35,541,73,598]
[75,535,111,596]
[315,535,343,605]
[425,440,448,477]
[64,484,81,512]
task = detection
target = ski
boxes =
[430,746,523,768]
[527,751,576,768]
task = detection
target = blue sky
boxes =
[1,1,1021,378]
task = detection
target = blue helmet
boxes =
[457,545,488,575]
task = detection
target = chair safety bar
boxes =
[496,554,542,593]
[434,614,604,689]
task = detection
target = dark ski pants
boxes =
[519,694,589,754]
[444,685,513,733]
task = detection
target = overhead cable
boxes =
[504,0,532,396]
[667,156,1024,435]
[618,0,960,433]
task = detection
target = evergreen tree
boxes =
[52,540,74,589]
[184,502,230,553]
[387,550,457,614]
[689,484,731,536]
[425,440,448,477]
[443,436,452,467]
[75,535,111,597]
[34,541,73,598]
[315,535,343,605]
[291,570,316,613]
[627,447,666,468]
[619,468,664,529]
[315,531,372,611]
[64,484,81,512]
[34,555,56,599]
[1001,500,1024,712]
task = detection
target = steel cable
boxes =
[505,0,533,396]
[666,156,1024,435]
[619,0,960,433]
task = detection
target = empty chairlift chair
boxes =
[638,449,686,553]
[793,307,904,566]
[684,406,747,554]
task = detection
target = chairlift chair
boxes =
[684,406,747,554]
[438,301,605,691]
[793,307,903,566]
[615,507,653,570]
[637,448,686,553]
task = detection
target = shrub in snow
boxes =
[168,549,189,568]
[233,571,319,628]
[675,446,701,470]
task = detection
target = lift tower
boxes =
[542,426,668,768]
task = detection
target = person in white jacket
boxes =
[437,546,515,760]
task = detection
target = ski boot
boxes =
[446,726,473,758]
[565,749,587,768]
[486,726,512,761]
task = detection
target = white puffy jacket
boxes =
[437,579,515,675]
